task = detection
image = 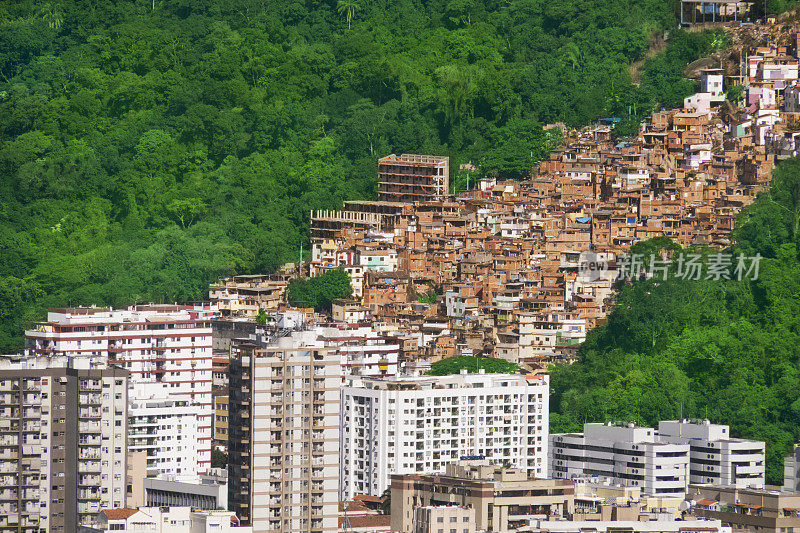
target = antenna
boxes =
[342,501,352,533]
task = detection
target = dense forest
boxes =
[550,159,800,485]
[0,0,733,351]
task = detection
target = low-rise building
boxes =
[520,518,730,533]
[98,507,250,533]
[143,472,228,510]
[658,420,765,488]
[390,461,574,533]
[687,484,800,533]
[550,423,690,498]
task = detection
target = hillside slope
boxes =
[550,159,800,484]
[0,1,722,350]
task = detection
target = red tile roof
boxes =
[696,499,717,506]
[354,494,385,504]
[338,515,391,529]
[101,509,138,520]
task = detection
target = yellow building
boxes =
[213,395,229,450]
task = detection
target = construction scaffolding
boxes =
[679,0,753,24]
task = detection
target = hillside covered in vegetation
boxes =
[550,159,800,485]
[0,0,729,350]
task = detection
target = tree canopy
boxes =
[550,158,800,484]
[286,270,352,311]
[427,356,518,376]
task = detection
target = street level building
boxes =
[412,506,475,533]
[688,484,800,533]
[390,461,574,533]
[520,518,731,533]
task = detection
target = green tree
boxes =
[287,270,352,311]
[38,2,63,30]
[427,356,518,376]
[337,0,360,30]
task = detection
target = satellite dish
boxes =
[679,501,692,512]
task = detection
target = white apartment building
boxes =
[228,331,341,533]
[0,355,128,533]
[550,423,690,498]
[340,371,549,500]
[98,507,250,533]
[658,420,765,488]
[25,304,219,469]
[316,323,400,378]
[785,443,800,492]
[518,309,586,356]
[128,382,201,481]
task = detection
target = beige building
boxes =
[0,356,128,533]
[573,481,684,519]
[209,274,290,317]
[390,461,574,533]
[412,506,474,533]
[126,451,148,508]
[687,484,800,533]
[213,395,229,450]
[227,332,341,533]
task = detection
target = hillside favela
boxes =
[8,1,800,533]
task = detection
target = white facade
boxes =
[99,507,250,533]
[658,420,765,488]
[518,310,586,357]
[317,324,400,379]
[700,69,725,101]
[358,249,399,272]
[550,423,690,498]
[340,372,549,500]
[784,443,800,492]
[129,382,200,481]
[25,304,218,469]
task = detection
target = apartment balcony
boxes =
[79,450,101,460]
[0,437,18,447]
[78,461,101,473]
[78,475,100,486]
[77,501,101,514]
